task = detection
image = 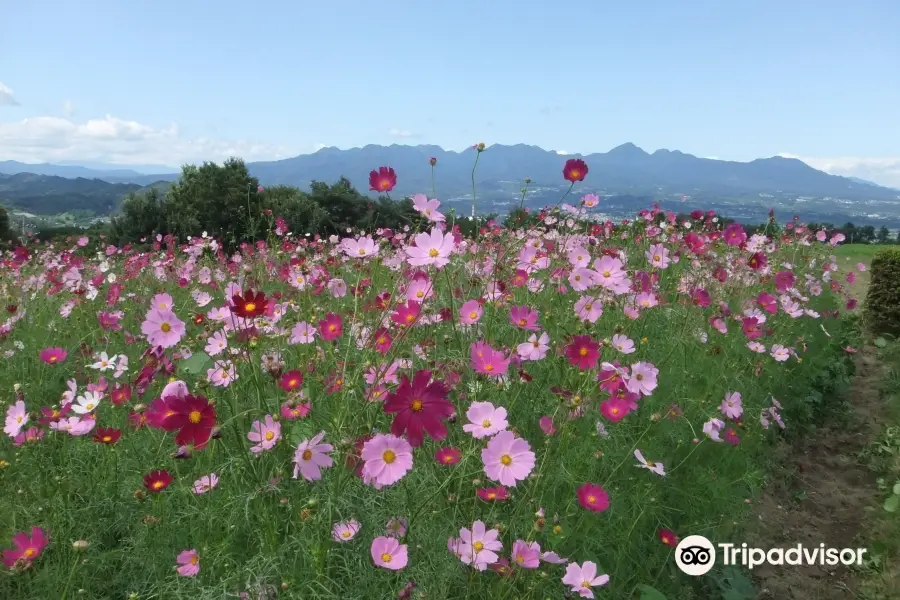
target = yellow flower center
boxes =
[381,552,392,563]
[469,311,478,319]
[416,291,424,298]
[383,450,396,464]
[49,356,58,362]
[160,322,171,333]
[102,435,112,442]
[410,399,423,412]
[23,548,36,558]
[579,347,588,357]
[358,248,366,255]
[188,410,202,424]
[487,492,496,500]
[516,555,525,563]
[342,530,352,538]
[244,302,257,313]
[585,304,592,311]
[569,169,580,179]
[265,431,275,441]
[518,318,527,326]
[405,314,415,323]
[473,541,484,552]
[153,480,164,489]
[587,494,596,503]
[302,449,312,460]
[653,254,661,262]
[85,403,95,410]
[190,555,199,565]
[481,419,491,428]
[483,363,494,372]
[428,248,440,258]
[500,454,512,466]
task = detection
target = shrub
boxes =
[866,247,900,334]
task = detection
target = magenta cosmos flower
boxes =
[247,415,281,454]
[141,308,186,349]
[371,536,408,570]
[405,228,455,269]
[481,430,535,487]
[509,305,540,331]
[2,527,49,568]
[577,482,610,512]
[176,549,200,577]
[361,434,413,489]
[470,340,511,376]
[565,335,600,370]
[292,431,334,481]
[39,347,67,365]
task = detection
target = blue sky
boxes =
[0,0,898,184]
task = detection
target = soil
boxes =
[746,348,885,600]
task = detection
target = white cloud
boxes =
[555,149,570,155]
[62,100,75,118]
[0,114,294,166]
[779,153,900,189]
[388,128,420,139]
[0,82,19,106]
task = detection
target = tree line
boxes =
[1,157,898,249]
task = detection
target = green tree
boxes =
[0,205,11,244]
[163,158,261,248]
[110,188,167,244]
[877,226,890,243]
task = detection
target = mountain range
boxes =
[1,143,899,225]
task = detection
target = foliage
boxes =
[866,248,900,335]
[0,172,142,215]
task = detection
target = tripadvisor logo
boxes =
[675,535,868,576]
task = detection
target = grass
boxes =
[0,203,863,599]
[831,244,896,301]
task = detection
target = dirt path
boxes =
[747,347,885,599]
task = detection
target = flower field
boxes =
[0,160,863,599]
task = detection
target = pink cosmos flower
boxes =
[646,243,671,269]
[720,392,743,419]
[470,340,511,376]
[574,296,603,323]
[462,401,508,439]
[509,305,540,331]
[341,236,379,259]
[411,194,445,223]
[517,332,550,361]
[452,520,502,570]
[318,313,343,341]
[192,474,219,495]
[541,551,568,564]
[292,431,334,481]
[141,309,186,349]
[176,549,200,577]
[577,482,610,512]
[405,227,455,268]
[247,415,281,454]
[481,430,536,487]
[385,518,407,538]
[459,300,483,325]
[290,321,317,344]
[512,540,541,569]
[703,418,725,442]
[4,400,28,438]
[626,362,658,396]
[332,520,361,542]
[361,434,414,489]
[634,449,665,476]
[150,293,175,312]
[562,561,610,598]
[371,536,409,570]
[611,334,635,354]
[13,427,43,446]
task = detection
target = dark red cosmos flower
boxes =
[565,335,600,370]
[477,486,509,502]
[143,469,173,493]
[658,528,679,548]
[279,370,304,392]
[93,427,121,444]
[160,394,216,449]
[231,289,269,319]
[563,158,588,182]
[369,166,397,192]
[434,446,461,465]
[747,252,767,270]
[383,369,453,447]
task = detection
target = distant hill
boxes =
[0,173,147,215]
[2,143,898,223]
[0,160,179,186]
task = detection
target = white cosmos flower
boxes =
[72,391,102,415]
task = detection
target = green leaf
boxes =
[884,495,899,513]
[892,483,900,496]
[180,351,212,375]
[874,337,888,348]
[636,584,667,600]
